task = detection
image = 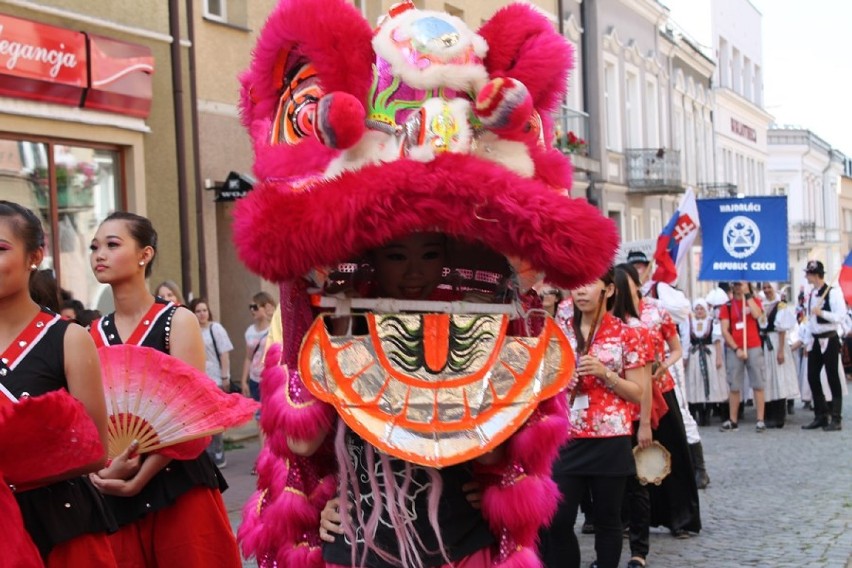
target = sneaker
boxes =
[755,421,766,433]
[719,420,738,432]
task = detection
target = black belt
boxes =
[813,331,838,339]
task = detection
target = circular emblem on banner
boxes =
[722,216,761,259]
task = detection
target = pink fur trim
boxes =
[481,475,561,546]
[234,153,618,289]
[479,4,573,114]
[505,403,569,474]
[239,0,374,154]
[259,345,336,453]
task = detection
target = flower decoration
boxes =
[564,130,586,155]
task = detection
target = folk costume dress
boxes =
[638,300,701,536]
[684,315,728,406]
[543,312,643,568]
[90,299,241,567]
[760,296,799,427]
[2,308,118,567]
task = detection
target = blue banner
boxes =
[697,196,788,282]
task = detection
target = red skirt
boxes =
[107,486,240,568]
[47,533,117,568]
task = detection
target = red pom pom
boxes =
[313,92,366,150]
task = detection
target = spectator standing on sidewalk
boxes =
[719,282,767,432]
[190,298,233,467]
[802,260,846,431]
[240,292,276,449]
[154,279,185,305]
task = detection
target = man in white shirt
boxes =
[802,260,845,431]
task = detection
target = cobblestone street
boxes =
[224,396,852,568]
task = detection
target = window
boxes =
[772,184,788,196]
[0,137,122,311]
[645,79,659,148]
[204,0,226,22]
[604,58,621,151]
[625,69,642,148]
[608,209,623,237]
[732,47,742,95]
[743,57,752,101]
[631,214,641,240]
[650,211,661,237]
[753,64,763,106]
[718,37,729,88]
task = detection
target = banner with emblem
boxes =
[697,196,788,281]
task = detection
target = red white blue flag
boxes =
[652,187,700,284]
[839,250,852,306]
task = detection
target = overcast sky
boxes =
[665,0,852,156]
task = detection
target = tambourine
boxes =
[633,441,672,486]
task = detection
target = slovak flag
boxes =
[839,250,852,306]
[652,187,700,284]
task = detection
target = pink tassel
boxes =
[493,546,543,568]
[481,474,560,545]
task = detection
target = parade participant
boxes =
[635,276,702,537]
[612,264,655,568]
[232,1,619,566]
[684,299,727,427]
[719,282,766,431]
[189,297,234,467]
[802,260,845,431]
[308,232,545,567]
[759,283,799,428]
[88,211,241,567]
[0,201,118,566]
[543,268,644,568]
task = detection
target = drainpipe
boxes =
[185,0,207,299]
[580,0,599,208]
[168,0,192,296]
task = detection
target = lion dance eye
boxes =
[270,63,323,145]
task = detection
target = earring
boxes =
[30,264,37,271]
[139,261,145,266]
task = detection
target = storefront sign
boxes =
[0,14,87,105]
[85,34,153,118]
[214,171,255,202]
[0,13,153,118]
[731,118,757,142]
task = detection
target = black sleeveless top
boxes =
[95,299,227,526]
[2,308,118,557]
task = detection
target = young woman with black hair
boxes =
[541,267,644,568]
[0,201,117,566]
[88,211,241,567]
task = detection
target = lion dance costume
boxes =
[234,1,619,566]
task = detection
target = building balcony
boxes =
[790,221,816,245]
[625,148,683,194]
[553,107,600,174]
[697,182,738,198]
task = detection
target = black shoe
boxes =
[823,421,842,431]
[802,417,828,430]
[627,559,646,568]
[671,528,690,539]
[581,521,595,534]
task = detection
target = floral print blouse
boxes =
[561,312,644,438]
[640,299,678,393]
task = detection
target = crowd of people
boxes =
[4,2,849,568]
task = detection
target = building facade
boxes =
[768,127,846,294]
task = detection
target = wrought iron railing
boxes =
[697,182,738,198]
[552,107,590,156]
[791,221,816,244]
[625,148,682,194]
